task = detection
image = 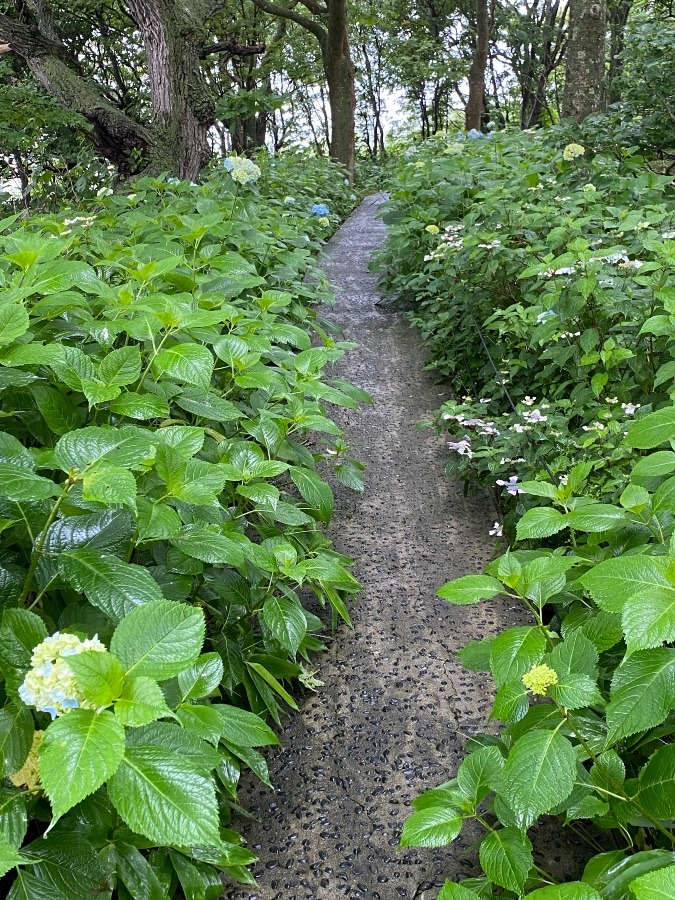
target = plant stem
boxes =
[20,480,74,605]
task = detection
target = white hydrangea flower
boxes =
[223,157,261,185]
[19,632,106,719]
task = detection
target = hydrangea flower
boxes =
[562,143,585,161]
[466,129,483,140]
[496,475,522,496]
[311,203,330,216]
[522,663,558,696]
[425,224,440,234]
[223,157,261,185]
[489,522,503,537]
[19,632,106,719]
[622,402,640,416]
[318,217,330,226]
[448,438,472,458]
[10,730,43,791]
[582,183,596,192]
[284,196,296,205]
[536,310,555,323]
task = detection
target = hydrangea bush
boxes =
[377,129,675,898]
[0,155,364,896]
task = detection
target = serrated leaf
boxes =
[492,680,530,722]
[479,826,533,893]
[625,408,675,449]
[114,676,170,727]
[113,842,168,900]
[580,556,671,613]
[457,637,494,672]
[262,596,306,655]
[437,885,481,900]
[399,805,463,847]
[0,705,34,778]
[177,653,224,701]
[60,549,165,623]
[39,709,125,821]
[107,745,221,847]
[636,745,675,819]
[109,392,170,420]
[98,346,142,386]
[502,728,577,827]
[490,626,547,686]
[456,745,504,805]
[110,599,205,680]
[64,650,125,706]
[605,648,675,744]
[0,837,22,878]
[631,452,675,481]
[169,525,245,566]
[516,507,568,539]
[437,575,503,605]
[212,705,279,747]
[81,464,136,510]
[0,466,59,502]
[525,885,601,900]
[549,631,599,678]
[289,467,333,522]
[550,673,601,710]
[630,865,675,899]
[153,344,214,388]
[622,588,675,653]
[565,504,626,532]
[9,832,106,899]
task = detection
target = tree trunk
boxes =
[562,0,607,121]
[465,0,492,131]
[324,0,355,179]
[607,0,633,104]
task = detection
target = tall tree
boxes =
[561,0,607,121]
[465,0,494,130]
[0,0,264,179]
[246,0,356,178]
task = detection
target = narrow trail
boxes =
[225,196,516,900]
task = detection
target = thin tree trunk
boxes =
[562,0,607,121]
[323,0,355,178]
[465,0,493,130]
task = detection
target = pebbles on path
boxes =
[224,196,518,900]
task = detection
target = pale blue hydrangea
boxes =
[467,129,483,140]
[311,203,330,216]
[19,632,106,719]
[223,157,261,185]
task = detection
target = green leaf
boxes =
[113,842,169,900]
[525,885,601,900]
[0,465,59,502]
[0,705,34,778]
[60,550,165,623]
[169,525,245,566]
[502,728,577,827]
[637,745,675,819]
[114,677,170,727]
[490,626,547,686]
[98,347,142,386]
[0,304,29,346]
[64,650,125,706]
[492,680,530,722]
[437,885,482,900]
[625,408,675,449]
[262,596,307,655]
[212,705,279,748]
[550,673,602,710]
[53,427,123,472]
[631,452,675,481]
[436,575,503,605]
[631,865,675,899]
[549,631,599,678]
[580,556,671,613]
[456,745,504,805]
[177,653,224,701]
[39,709,125,821]
[110,392,170,420]
[605,648,675,744]
[479,826,533,893]
[457,637,494,672]
[289,467,333,522]
[110,599,205,680]
[246,661,298,709]
[153,344,214,388]
[82,464,137,510]
[0,786,28,849]
[0,838,22,878]
[516,507,568,539]
[9,832,106,900]
[399,805,463,848]
[107,745,221,847]
[622,588,675,653]
[565,504,626,532]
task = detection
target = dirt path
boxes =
[224,196,516,900]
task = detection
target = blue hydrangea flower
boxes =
[311,203,330,216]
[467,129,483,140]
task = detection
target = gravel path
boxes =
[224,196,518,900]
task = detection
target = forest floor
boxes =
[224,196,578,900]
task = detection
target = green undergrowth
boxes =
[0,155,367,897]
[377,131,675,898]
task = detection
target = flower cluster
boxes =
[496,475,521,496]
[311,203,330,217]
[562,143,585,161]
[223,157,261,185]
[522,663,558,696]
[10,730,43,791]
[19,632,106,719]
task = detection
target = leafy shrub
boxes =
[374,130,675,524]
[0,159,364,896]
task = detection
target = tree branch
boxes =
[200,37,266,59]
[249,0,327,46]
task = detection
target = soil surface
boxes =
[223,197,573,900]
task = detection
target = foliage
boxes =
[374,129,675,527]
[0,156,363,896]
[383,127,675,898]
